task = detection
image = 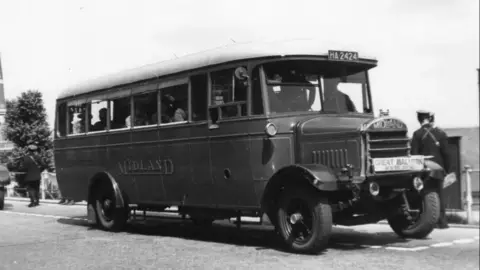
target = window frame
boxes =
[206,64,252,124]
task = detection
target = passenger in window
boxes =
[72,111,87,134]
[91,108,108,131]
[161,94,186,123]
[125,107,149,127]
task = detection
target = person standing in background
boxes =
[21,145,47,207]
[410,110,453,229]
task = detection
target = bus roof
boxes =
[57,39,377,100]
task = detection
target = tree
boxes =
[1,90,54,174]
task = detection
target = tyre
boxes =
[93,181,128,232]
[276,186,332,254]
[0,189,5,210]
[387,189,440,239]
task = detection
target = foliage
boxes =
[1,90,54,173]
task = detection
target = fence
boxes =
[5,171,61,200]
[463,165,479,224]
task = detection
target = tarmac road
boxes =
[0,200,479,270]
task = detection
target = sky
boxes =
[0,0,478,136]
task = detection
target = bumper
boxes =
[365,169,431,189]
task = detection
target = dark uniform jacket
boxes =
[21,154,47,182]
[410,124,453,174]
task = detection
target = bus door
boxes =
[207,67,258,208]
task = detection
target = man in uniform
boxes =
[410,110,453,229]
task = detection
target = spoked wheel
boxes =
[388,188,440,239]
[94,181,128,232]
[277,186,332,254]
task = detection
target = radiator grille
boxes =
[367,130,410,158]
[312,149,348,168]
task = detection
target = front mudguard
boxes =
[268,164,338,191]
[423,160,446,189]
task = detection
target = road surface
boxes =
[1,200,479,270]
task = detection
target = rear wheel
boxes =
[93,181,128,232]
[276,186,332,254]
[387,189,440,239]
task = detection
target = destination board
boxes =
[373,156,424,172]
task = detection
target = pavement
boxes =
[6,196,480,227]
[1,199,479,270]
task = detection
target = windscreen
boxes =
[263,60,373,114]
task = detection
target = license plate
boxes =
[373,156,425,172]
[328,50,359,61]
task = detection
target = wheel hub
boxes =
[103,199,112,210]
[289,212,303,224]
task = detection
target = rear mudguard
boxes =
[87,172,126,225]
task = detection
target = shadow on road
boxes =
[1,203,14,211]
[56,214,412,255]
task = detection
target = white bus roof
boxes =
[57,39,377,100]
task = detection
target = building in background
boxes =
[444,127,480,210]
[0,53,14,152]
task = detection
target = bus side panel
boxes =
[54,136,107,202]
[155,124,192,204]
[106,131,138,204]
[184,123,213,207]
[129,128,166,204]
[209,121,257,208]
[186,141,213,206]
[249,135,295,204]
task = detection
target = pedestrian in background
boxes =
[410,110,454,229]
[21,145,47,207]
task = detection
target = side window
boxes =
[89,99,109,132]
[251,66,264,115]
[191,74,208,121]
[132,91,157,127]
[160,84,188,124]
[67,102,87,135]
[109,96,131,130]
[209,66,248,122]
[56,103,67,137]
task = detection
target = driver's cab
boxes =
[262,59,373,116]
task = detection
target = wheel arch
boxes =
[260,164,337,224]
[87,171,126,209]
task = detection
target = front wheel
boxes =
[387,189,440,239]
[93,181,128,232]
[276,186,332,254]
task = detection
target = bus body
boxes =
[54,39,445,254]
